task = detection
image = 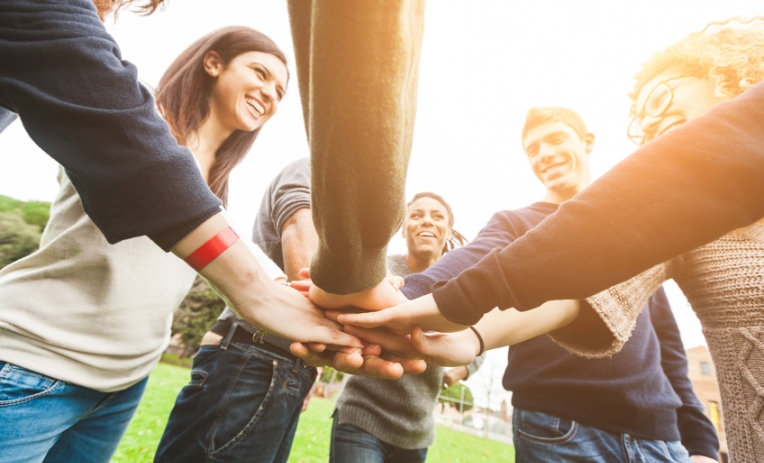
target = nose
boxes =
[538,143,556,163]
[260,83,277,104]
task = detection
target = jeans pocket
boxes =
[515,409,578,445]
[209,356,279,455]
[0,362,63,407]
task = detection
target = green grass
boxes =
[112,362,514,462]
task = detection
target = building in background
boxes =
[686,346,727,460]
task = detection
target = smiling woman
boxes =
[156,26,288,206]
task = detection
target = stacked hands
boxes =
[286,269,477,380]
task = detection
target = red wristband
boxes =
[184,226,239,271]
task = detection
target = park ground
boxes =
[111,362,515,463]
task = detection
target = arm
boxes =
[0,3,221,250]
[431,81,764,323]
[280,208,319,281]
[444,353,485,387]
[650,289,720,461]
[288,0,425,295]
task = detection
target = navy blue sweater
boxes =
[0,0,221,250]
[402,203,719,458]
[431,81,764,322]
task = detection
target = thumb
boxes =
[299,267,311,279]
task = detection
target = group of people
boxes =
[1,1,764,462]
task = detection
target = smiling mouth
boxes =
[417,231,436,239]
[541,161,566,174]
[245,97,265,116]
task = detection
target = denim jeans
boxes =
[330,418,428,463]
[154,332,316,463]
[513,408,692,463]
[0,361,147,463]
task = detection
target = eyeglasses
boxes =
[626,76,692,145]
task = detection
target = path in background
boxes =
[111,363,515,462]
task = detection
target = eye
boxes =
[550,135,565,145]
[526,145,539,157]
[253,67,266,79]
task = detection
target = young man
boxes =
[349,108,719,462]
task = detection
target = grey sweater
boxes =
[335,254,485,449]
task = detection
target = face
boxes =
[205,51,288,133]
[633,69,723,145]
[403,197,452,261]
[522,121,593,197]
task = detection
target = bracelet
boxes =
[469,326,485,356]
[184,226,239,271]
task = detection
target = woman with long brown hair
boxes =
[0,26,289,463]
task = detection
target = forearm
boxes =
[433,81,764,319]
[280,208,318,281]
[476,301,580,352]
[290,0,425,294]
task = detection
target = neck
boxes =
[405,252,441,274]
[186,111,233,182]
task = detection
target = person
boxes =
[0,0,371,354]
[339,108,719,462]
[331,192,482,463]
[155,158,318,463]
[337,21,763,462]
[0,26,297,463]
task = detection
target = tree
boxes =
[172,276,226,354]
[439,382,474,412]
[0,212,42,268]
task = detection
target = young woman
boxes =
[340,19,764,463]
[331,192,480,463]
[0,26,289,463]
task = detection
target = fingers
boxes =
[307,327,365,349]
[343,325,421,359]
[357,355,405,380]
[378,352,427,375]
[385,275,405,291]
[335,309,397,329]
[298,268,310,279]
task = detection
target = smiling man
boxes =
[369,107,719,462]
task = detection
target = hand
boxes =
[227,281,364,348]
[301,390,313,412]
[443,366,469,387]
[328,294,469,336]
[290,341,426,380]
[341,325,481,368]
[690,456,718,463]
[299,268,405,312]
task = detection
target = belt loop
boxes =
[220,323,237,350]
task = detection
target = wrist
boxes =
[469,326,485,356]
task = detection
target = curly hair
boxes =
[92,0,165,20]
[629,17,764,111]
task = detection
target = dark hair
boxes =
[156,27,288,206]
[521,107,588,142]
[407,192,468,254]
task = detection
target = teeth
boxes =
[419,232,435,237]
[246,98,265,115]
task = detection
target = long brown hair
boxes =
[156,27,288,206]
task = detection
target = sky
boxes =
[1,1,762,409]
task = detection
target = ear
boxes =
[401,227,407,238]
[584,132,595,154]
[203,51,223,77]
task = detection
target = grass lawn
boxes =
[112,362,514,462]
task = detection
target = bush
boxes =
[0,212,42,269]
[20,201,51,230]
[171,276,226,354]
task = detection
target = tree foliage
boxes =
[0,212,43,268]
[172,276,226,353]
[439,382,474,411]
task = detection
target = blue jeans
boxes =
[513,408,692,463]
[0,361,147,463]
[330,418,428,463]
[154,332,316,463]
